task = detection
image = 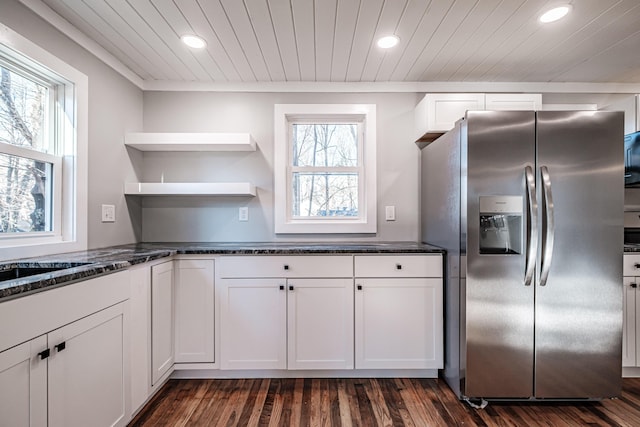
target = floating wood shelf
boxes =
[124,182,256,196]
[124,132,256,152]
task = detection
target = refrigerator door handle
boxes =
[540,166,555,287]
[524,165,538,287]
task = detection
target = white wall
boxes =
[142,91,422,242]
[0,0,143,250]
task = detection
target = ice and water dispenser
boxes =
[479,196,523,255]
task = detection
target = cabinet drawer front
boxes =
[624,255,640,277]
[355,255,442,278]
[218,256,353,278]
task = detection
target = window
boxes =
[274,104,376,234]
[0,61,60,235]
[0,23,87,259]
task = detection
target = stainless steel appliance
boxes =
[421,110,624,401]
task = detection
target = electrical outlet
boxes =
[239,207,249,222]
[101,204,115,223]
[385,206,396,221]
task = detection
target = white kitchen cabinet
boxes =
[287,278,353,370]
[485,93,542,111]
[48,303,128,427]
[174,259,215,364]
[218,255,354,370]
[0,271,130,427]
[414,93,485,141]
[354,255,443,369]
[0,303,128,427]
[414,93,542,142]
[128,264,151,415]
[219,278,287,370]
[0,336,47,427]
[151,261,174,384]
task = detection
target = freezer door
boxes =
[535,111,623,398]
[465,111,536,398]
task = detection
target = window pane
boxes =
[292,173,358,217]
[292,124,358,167]
[0,65,49,152]
[0,152,52,233]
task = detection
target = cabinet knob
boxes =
[357,284,362,290]
[279,285,285,290]
[632,283,638,289]
[38,349,50,360]
[289,285,294,291]
[635,263,640,269]
[284,264,289,270]
[396,264,402,270]
[55,342,66,352]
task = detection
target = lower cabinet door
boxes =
[174,259,214,363]
[0,336,47,427]
[355,278,443,369]
[151,261,174,384]
[219,279,286,370]
[48,303,128,427]
[287,278,354,370]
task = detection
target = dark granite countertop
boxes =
[0,242,443,302]
[625,244,640,253]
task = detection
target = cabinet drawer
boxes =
[218,256,353,278]
[355,255,442,278]
[624,255,640,277]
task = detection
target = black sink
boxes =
[0,263,92,282]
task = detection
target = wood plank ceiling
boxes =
[37,0,640,84]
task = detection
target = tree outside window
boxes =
[291,123,360,218]
[0,63,54,234]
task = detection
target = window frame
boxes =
[0,23,88,260]
[274,104,377,234]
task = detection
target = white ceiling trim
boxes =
[142,80,640,94]
[19,0,144,89]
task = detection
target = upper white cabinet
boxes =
[414,93,485,142]
[124,132,257,197]
[414,93,542,142]
[125,132,256,152]
[485,93,542,111]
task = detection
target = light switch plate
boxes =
[385,206,396,221]
[102,204,115,222]
[239,207,249,222]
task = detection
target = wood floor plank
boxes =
[130,377,640,427]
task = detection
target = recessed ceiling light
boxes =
[539,5,571,23]
[181,35,207,49]
[377,35,400,49]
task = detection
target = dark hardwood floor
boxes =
[130,377,640,426]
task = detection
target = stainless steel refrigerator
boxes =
[421,110,624,400]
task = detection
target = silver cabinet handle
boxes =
[540,166,555,287]
[524,166,538,287]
